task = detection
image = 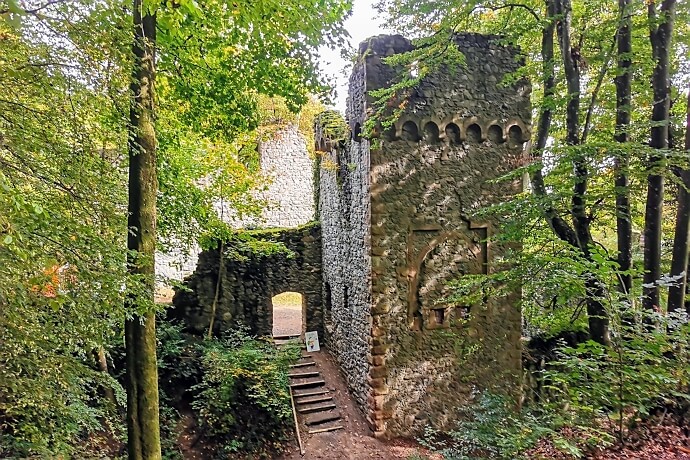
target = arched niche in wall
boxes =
[406,222,488,332]
[465,123,482,143]
[508,124,524,149]
[423,121,440,144]
[353,123,362,142]
[401,120,421,142]
[383,125,397,141]
[487,124,504,144]
[445,123,461,145]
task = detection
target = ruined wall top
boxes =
[346,33,531,148]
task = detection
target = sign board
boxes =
[305,331,320,352]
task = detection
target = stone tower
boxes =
[317,34,530,437]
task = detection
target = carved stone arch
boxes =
[405,219,490,331]
[441,117,462,144]
[421,119,441,144]
[438,116,456,141]
[463,117,483,143]
[486,119,505,144]
[505,118,530,142]
[396,118,421,142]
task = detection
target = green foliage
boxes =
[191,329,301,455]
[420,392,581,460]
[545,310,690,443]
[315,109,349,143]
[1,0,351,454]
[0,9,129,456]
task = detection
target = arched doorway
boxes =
[272,291,304,338]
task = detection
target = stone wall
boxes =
[245,124,316,228]
[318,134,372,410]
[322,33,529,438]
[155,124,314,288]
[170,223,322,337]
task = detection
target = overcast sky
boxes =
[319,0,387,113]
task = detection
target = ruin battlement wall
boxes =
[321,33,529,437]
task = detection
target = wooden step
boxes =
[292,388,329,398]
[290,362,316,368]
[298,403,336,414]
[289,379,325,389]
[304,410,341,426]
[288,371,320,378]
[295,395,332,405]
[308,425,344,434]
[273,334,300,340]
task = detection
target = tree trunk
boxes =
[554,0,609,344]
[614,0,633,296]
[643,0,675,311]
[531,0,579,248]
[668,89,690,312]
[126,0,161,458]
[528,0,608,344]
[94,347,117,405]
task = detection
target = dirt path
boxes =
[278,349,428,460]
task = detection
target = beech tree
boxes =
[125,0,161,457]
[642,0,676,311]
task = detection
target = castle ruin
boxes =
[172,33,530,438]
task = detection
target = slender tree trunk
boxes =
[669,89,690,312]
[531,0,579,248]
[643,0,675,311]
[554,0,609,344]
[126,1,161,458]
[529,0,608,344]
[614,0,633,296]
[94,347,117,405]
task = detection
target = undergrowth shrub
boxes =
[420,391,581,460]
[191,328,300,456]
[545,310,690,443]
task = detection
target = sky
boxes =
[318,0,387,114]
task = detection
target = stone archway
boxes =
[271,291,305,337]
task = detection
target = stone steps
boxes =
[308,423,344,434]
[278,342,344,438]
[293,388,330,398]
[298,402,337,414]
[289,379,325,388]
[288,371,320,378]
[304,409,342,426]
[295,395,333,405]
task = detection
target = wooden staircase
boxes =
[273,335,344,435]
[290,353,344,434]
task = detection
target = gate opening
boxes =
[272,291,304,337]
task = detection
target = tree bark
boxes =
[531,0,579,248]
[643,0,675,311]
[126,0,162,458]
[528,0,608,344]
[554,0,609,344]
[668,89,690,312]
[614,0,633,296]
[94,347,116,405]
